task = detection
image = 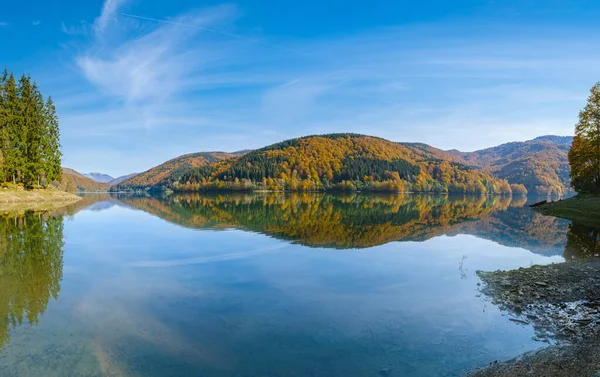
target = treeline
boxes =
[0,69,62,188]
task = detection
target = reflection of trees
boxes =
[564,223,600,260]
[118,194,520,248]
[116,193,573,253]
[0,213,65,349]
[457,205,570,255]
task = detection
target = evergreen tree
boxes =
[0,69,7,182]
[19,75,44,188]
[0,69,62,189]
[3,74,22,184]
[43,97,62,183]
[569,82,600,193]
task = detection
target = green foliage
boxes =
[0,70,62,189]
[569,82,600,194]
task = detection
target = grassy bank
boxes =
[0,187,81,214]
[532,195,600,226]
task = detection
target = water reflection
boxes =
[564,222,600,260]
[0,194,598,376]
[0,213,64,349]
[113,193,571,254]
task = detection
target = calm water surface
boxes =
[0,193,594,376]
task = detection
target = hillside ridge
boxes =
[114,133,573,196]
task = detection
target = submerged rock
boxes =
[471,259,600,376]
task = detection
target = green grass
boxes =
[533,194,600,226]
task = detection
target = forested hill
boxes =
[142,134,517,194]
[112,151,242,191]
[450,135,573,196]
[57,169,111,192]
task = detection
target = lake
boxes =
[0,193,593,377]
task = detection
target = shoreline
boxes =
[533,195,600,226]
[470,258,600,376]
[0,188,82,214]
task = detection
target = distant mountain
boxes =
[531,135,573,145]
[450,135,573,196]
[112,152,239,191]
[109,173,138,185]
[57,169,112,192]
[83,172,114,183]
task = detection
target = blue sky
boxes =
[1,0,600,176]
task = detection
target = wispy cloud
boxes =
[61,20,91,36]
[93,0,128,36]
[32,21,41,26]
[77,3,239,106]
[59,0,600,175]
[0,22,8,27]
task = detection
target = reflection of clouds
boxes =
[91,341,126,377]
[58,197,572,375]
[128,243,287,268]
[76,274,234,373]
[241,236,565,338]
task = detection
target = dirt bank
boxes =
[0,187,81,214]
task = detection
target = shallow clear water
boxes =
[0,193,591,376]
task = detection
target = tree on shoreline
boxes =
[0,69,62,189]
[569,82,600,194]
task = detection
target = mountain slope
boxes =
[113,152,240,191]
[170,133,514,194]
[450,135,573,196]
[109,173,138,185]
[57,169,112,192]
[83,172,114,183]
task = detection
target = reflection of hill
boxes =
[453,206,570,255]
[0,213,65,349]
[115,194,569,253]
[49,193,117,217]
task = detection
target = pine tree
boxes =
[3,74,22,184]
[569,82,600,193]
[0,69,7,182]
[43,97,62,183]
[0,69,63,189]
[19,75,43,188]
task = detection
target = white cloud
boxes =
[93,0,128,36]
[32,21,41,26]
[77,4,238,105]
[60,3,600,174]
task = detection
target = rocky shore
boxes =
[469,259,600,376]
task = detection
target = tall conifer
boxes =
[0,69,62,188]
